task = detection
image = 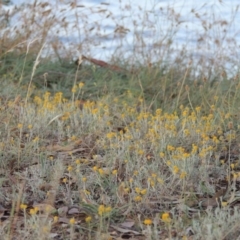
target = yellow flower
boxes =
[17,123,23,129]
[159,152,165,158]
[138,149,144,155]
[61,112,70,121]
[84,190,90,195]
[191,144,198,154]
[143,219,153,225]
[151,173,157,178]
[98,168,104,175]
[221,201,228,207]
[82,177,87,182]
[30,207,39,215]
[112,169,118,175]
[157,178,164,184]
[155,108,162,115]
[33,136,39,143]
[85,216,92,223]
[150,179,155,187]
[105,206,112,213]
[225,113,231,120]
[71,135,77,141]
[62,178,67,183]
[53,216,59,223]
[79,82,85,89]
[180,171,187,179]
[69,217,75,225]
[67,166,73,172]
[91,108,98,115]
[42,226,50,233]
[20,204,27,210]
[183,129,190,136]
[133,171,138,176]
[173,165,179,174]
[75,159,81,164]
[161,212,171,223]
[232,172,238,180]
[106,132,116,139]
[98,205,105,216]
[53,92,63,104]
[140,189,147,195]
[166,160,171,166]
[92,166,98,172]
[183,152,190,158]
[134,195,142,202]
[167,145,175,151]
[135,187,141,194]
[71,85,78,93]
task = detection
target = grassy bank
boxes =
[1,1,240,239]
[1,53,240,239]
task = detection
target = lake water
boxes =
[3,0,240,74]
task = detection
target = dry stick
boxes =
[137,77,147,111]
[1,39,29,57]
[148,90,162,112]
[8,180,26,240]
[72,56,83,104]
[18,39,39,86]
[186,85,194,112]
[25,40,46,106]
[175,62,191,109]
[81,55,126,73]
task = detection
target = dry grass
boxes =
[1,0,240,239]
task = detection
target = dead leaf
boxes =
[66,147,86,154]
[68,207,80,215]
[58,217,70,224]
[46,144,75,152]
[200,198,218,207]
[120,220,135,228]
[58,206,69,217]
[110,225,141,235]
[39,183,53,191]
[49,233,59,238]
[47,114,64,126]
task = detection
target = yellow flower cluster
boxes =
[98,205,112,216]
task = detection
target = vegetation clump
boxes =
[1,0,240,239]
